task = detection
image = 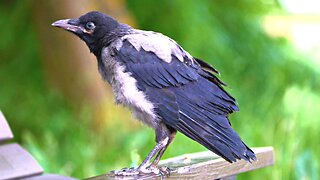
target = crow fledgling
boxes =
[52,11,256,175]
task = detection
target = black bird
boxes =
[52,11,256,175]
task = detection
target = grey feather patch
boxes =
[115,30,193,63]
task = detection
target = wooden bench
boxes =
[0,111,76,180]
[88,147,274,180]
[0,110,274,179]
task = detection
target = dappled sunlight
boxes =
[281,0,320,14]
[265,0,320,73]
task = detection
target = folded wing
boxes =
[112,37,256,162]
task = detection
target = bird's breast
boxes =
[99,46,159,128]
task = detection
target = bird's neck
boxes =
[92,24,132,57]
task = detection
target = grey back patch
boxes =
[114,30,193,63]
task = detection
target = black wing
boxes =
[113,39,255,162]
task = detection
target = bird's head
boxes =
[52,11,124,55]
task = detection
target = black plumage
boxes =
[114,40,253,162]
[52,11,256,175]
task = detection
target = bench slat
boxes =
[0,143,43,179]
[24,174,78,180]
[0,111,14,142]
[87,147,274,180]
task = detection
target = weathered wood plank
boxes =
[24,174,78,180]
[87,147,274,180]
[0,143,43,179]
[0,111,14,142]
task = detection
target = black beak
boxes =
[51,19,81,32]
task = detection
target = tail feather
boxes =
[178,110,256,162]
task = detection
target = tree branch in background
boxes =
[33,0,137,130]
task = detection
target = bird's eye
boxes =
[85,22,95,30]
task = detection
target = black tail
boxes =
[178,110,256,162]
[172,77,256,162]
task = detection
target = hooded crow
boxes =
[52,11,256,175]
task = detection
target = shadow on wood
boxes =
[87,147,274,180]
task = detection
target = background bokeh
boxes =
[0,0,319,179]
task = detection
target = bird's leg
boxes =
[113,141,167,176]
[152,131,176,166]
[138,130,176,177]
[136,123,172,174]
[114,123,171,176]
[137,124,176,176]
[137,136,169,174]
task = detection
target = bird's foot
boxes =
[139,165,171,177]
[113,167,139,176]
[159,166,171,177]
[112,166,170,177]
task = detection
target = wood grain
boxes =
[87,147,274,180]
[24,174,78,180]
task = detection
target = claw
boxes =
[112,166,171,177]
[113,167,139,176]
[139,165,171,177]
[159,166,171,177]
[139,165,160,174]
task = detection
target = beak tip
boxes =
[51,22,57,27]
[51,19,70,28]
[51,19,80,32]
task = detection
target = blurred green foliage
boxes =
[0,0,319,179]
